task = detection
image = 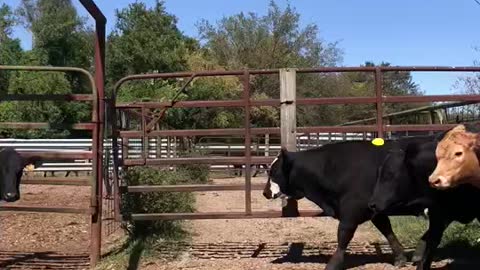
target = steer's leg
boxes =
[252,165,258,177]
[326,222,357,270]
[412,231,428,263]
[371,214,407,267]
[416,215,448,270]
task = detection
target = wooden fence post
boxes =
[280,68,299,217]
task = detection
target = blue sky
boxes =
[5,0,480,94]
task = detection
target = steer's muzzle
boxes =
[428,174,450,189]
[368,202,379,213]
[3,192,19,202]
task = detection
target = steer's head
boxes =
[429,125,480,189]
[369,141,435,215]
[369,148,411,214]
[0,149,42,202]
[263,148,293,202]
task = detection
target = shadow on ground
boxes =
[0,250,89,269]
[269,241,480,269]
[435,241,480,270]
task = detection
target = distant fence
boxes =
[0,132,375,175]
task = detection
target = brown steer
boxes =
[429,124,480,189]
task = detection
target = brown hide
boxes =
[429,125,480,189]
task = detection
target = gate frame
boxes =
[110,66,480,222]
[0,65,103,266]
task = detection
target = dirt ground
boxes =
[138,177,452,270]
[1,176,453,270]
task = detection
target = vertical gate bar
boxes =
[243,71,252,215]
[142,106,147,164]
[111,94,121,222]
[374,68,384,138]
[90,16,105,267]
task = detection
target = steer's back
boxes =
[292,141,390,198]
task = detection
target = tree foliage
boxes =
[16,0,94,69]
[0,51,90,138]
[1,1,93,138]
[1,0,429,138]
[107,0,197,86]
[198,0,342,70]
[0,4,23,93]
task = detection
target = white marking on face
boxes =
[269,181,281,197]
[424,208,429,217]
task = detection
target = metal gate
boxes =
[0,65,103,265]
[110,66,480,222]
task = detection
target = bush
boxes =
[121,165,209,240]
[177,163,210,184]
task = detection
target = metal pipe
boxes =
[243,71,252,215]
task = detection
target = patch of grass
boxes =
[98,164,209,269]
[389,216,428,247]
[387,216,480,250]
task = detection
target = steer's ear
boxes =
[379,149,406,180]
[279,147,293,171]
[279,147,290,162]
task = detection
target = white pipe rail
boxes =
[0,132,374,174]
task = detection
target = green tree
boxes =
[198,0,342,70]
[338,62,425,125]
[197,1,344,127]
[107,0,197,87]
[0,4,23,93]
[0,51,91,138]
[16,0,94,69]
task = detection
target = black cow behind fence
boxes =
[0,147,42,202]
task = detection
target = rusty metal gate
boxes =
[0,65,103,266]
[110,66,480,222]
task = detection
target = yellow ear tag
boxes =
[24,164,35,172]
[371,138,385,146]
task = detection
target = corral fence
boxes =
[0,65,104,266]
[108,66,480,224]
[2,65,479,269]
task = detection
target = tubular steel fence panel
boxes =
[110,66,480,223]
[0,65,103,266]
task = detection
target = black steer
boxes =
[0,147,42,202]
[263,137,435,270]
[369,135,480,270]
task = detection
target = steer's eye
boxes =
[455,151,463,157]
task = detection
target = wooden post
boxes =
[280,68,299,217]
[280,68,297,152]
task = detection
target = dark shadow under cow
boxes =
[0,147,42,202]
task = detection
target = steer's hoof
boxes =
[412,241,427,263]
[394,254,408,267]
[411,254,422,264]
